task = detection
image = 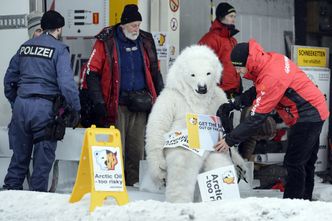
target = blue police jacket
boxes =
[4,32,80,111]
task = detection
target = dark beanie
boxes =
[216,2,236,19]
[41,10,64,30]
[121,4,142,24]
[231,43,249,67]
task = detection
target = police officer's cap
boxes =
[41,10,65,30]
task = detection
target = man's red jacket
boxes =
[82,25,163,124]
[198,20,240,94]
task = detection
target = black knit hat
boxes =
[231,43,249,67]
[121,4,142,24]
[216,2,236,19]
[41,10,64,30]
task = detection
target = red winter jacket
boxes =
[225,39,329,146]
[245,39,329,125]
[83,25,163,124]
[198,20,239,94]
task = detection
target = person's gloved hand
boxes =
[67,110,80,129]
[217,103,235,133]
[217,103,234,117]
[93,103,107,117]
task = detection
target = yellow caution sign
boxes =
[294,46,329,68]
[186,113,200,149]
[69,125,129,212]
[109,0,138,25]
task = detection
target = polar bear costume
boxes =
[145,45,246,203]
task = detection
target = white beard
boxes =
[123,29,139,40]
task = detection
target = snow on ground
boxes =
[1,182,332,221]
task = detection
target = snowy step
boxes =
[0,126,284,200]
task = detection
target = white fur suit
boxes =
[145,45,246,203]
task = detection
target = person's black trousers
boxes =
[283,121,324,200]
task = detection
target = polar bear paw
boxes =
[229,147,249,183]
[148,159,167,187]
[236,164,248,183]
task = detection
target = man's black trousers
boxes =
[283,121,324,200]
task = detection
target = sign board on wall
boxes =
[292,45,329,68]
[152,32,168,60]
[55,0,109,37]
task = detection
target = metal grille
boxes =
[0,14,27,30]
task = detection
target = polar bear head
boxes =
[94,149,118,171]
[166,45,222,97]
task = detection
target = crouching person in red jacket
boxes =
[215,39,329,200]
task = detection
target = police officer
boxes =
[3,10,80,192]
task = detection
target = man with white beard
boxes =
[82,4,163,186]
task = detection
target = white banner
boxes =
[164,129,205,156]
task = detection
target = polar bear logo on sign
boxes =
[94,149,118,171]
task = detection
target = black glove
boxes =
[67,110,80,129]
[217,103,234,117]
[93,103,107,117]
[232,86,257,109]
[217,103,234,134]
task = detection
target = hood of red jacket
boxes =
[243,39,272,82]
